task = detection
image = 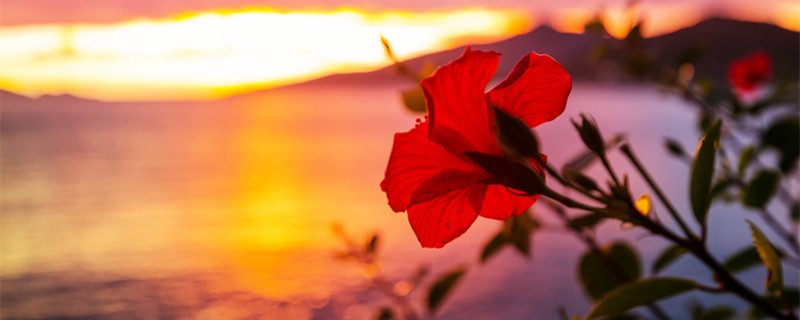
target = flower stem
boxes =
[600,154,621,187]
[619,144,697,241]
[617,144,795,319]
[547,202,673,320]
[542,187,604,214]
[541,161,606,203]
[544,178,794,319]
[642,218,796,320]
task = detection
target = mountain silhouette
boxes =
[279,18,798,89]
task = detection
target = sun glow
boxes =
[552,3,703,38]
[774,1,800,31]
[550,1,799,38]
[0,8,529,101]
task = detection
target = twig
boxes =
[548,202,673,320]
[542,187,795,319]
[620,144,697,240]
[642,218,796,320]
[600,155,622,187]
[542,162,606,203]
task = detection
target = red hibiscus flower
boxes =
[728,50,772,92]
[380,48,572,248]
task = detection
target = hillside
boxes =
[279,18,798,89]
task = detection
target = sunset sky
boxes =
[1,0,798,101]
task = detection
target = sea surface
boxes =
[1,81,796,319]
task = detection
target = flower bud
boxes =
[492,106,540,160]
[464,151,546,195]
[572,114,605,156]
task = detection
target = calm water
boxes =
[1,82,795,319]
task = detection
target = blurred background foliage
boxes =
[348,6,799,319]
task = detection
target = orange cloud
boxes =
[0,8,530,101]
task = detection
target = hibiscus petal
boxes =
[409,169,482,208]
[422,48,502,155]
[478,184,539,220]
[407,185,485,248]
[486,52,572,128]
[381,123,488,213]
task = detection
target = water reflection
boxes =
[2,83,795,319]
[0,270,384,319]
[1,83,415,318]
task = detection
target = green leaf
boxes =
[427,268,466,313]
[737,146,755,177]
[722,245,785,274]
[366,234,379,254]
[652,245,688,274]
[690,120,722,226]
[762,117,799,173]
[401,87,426,112]
[579,243,641,300]
[742,170,780,208]
[749,287,799,319]
[722,246,763,273]
[508,212,538,256]
[782,287,800,307]
[747,221,783,294]
[585,278,698,319]
[664,138,686,157]
[480,232,507,263]
[698,306,736,320]
[481,212,538,263]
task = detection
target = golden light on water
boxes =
[0,8,529,101]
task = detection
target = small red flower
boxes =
[728,50,772,92]
[380,48,572,248]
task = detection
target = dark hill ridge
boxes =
[270,25,603,89]
[646,18,798,80]
[281,18,798,90]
